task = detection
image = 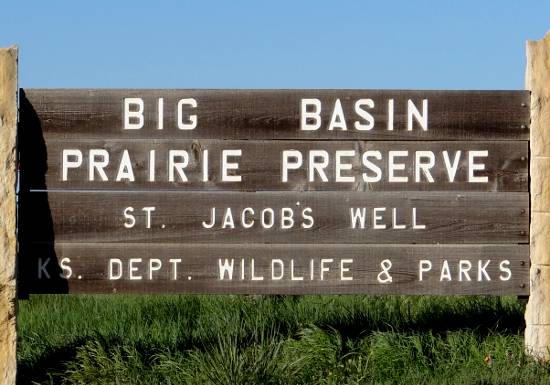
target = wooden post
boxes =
[0,46,18,385]
[526,32,550,360]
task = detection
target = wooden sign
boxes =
[17,89,530,295]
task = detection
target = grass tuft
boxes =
[17,295,550,384]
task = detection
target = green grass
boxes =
[17,295,550,384]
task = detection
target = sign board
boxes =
[17,89,530,295]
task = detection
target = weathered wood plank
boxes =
[18,191,528,244]
[17,243,529,295]
[20,89,530,140]
[24,140,528,192]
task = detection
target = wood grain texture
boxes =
[18,243,529,295]
[19,191,528,244]
[26,140,528,192]
[20,89,530,140]
[15,87,531,300]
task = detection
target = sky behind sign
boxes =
[2,1,549,89]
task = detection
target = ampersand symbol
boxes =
[377,259,393,283]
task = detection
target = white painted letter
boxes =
[301,98,322,130]
[328,99,347,131]
[468,150,488,183]
[89,149,109,181]
[419,260,432,281]
[222,149,242,182]
[149,259,162,280]
[354,99,375,130]
[116,149,135,182]
[282,150,303,182]
[218,259,234,280]
[169,258,181,280]
[362,150,382,183]
[109,259,123,280]
[60,257,72,279]
[415,151,435,183]
[335,150,355,182]
[309,150,329,182]
[442,151,461,182]
[388,151,408,182]
[341,259,353,281]
[407,99,428,131]
[124,98,144,129]
[177,98,197,130]
[123,207,135,228]
[373,207,386,229]
[142,207,155,229]
[499,260,512,281]
[168,150,189,182]
[459,260,472,282]
[62,149,82,181]
[129,258,143,280]
[272,259,284,280]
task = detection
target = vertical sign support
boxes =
[526,32,550,360]
[0,46,17,385]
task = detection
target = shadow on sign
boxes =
[17,89,68,295]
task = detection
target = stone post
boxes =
[525,32,550,360]
[0,46,18,385]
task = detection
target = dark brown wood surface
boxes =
[20,191,528,244]
[18,243,529,295]
[21,89,530,140]
[16,88,531,296]
[31,140,528,192]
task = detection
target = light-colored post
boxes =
[0,46,18,385]
[526,32,550,360]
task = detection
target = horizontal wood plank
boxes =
[22,140,528,192]
[17,243,529,295]
[20,89,530,140]
[18,191,528,244]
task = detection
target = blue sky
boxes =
[2,1,549,89]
